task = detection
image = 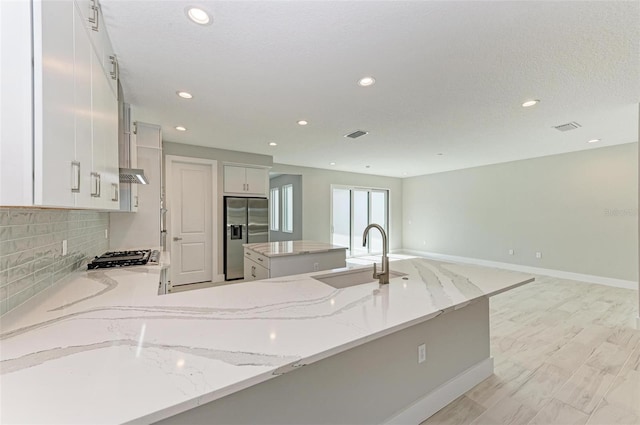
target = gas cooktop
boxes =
[87,249,160,269]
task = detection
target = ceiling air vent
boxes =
[554,122,582,132]
[344,130,369,139]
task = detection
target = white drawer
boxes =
[244,248,270,268]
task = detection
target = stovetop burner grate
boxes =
[87,250,159,269]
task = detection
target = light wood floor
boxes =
[421,275,640,425]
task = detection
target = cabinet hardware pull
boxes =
[89,0,99,31]
[134,196,139,207]
[109,55,118,80]
[111,183,118,201]
[251,266,256,278]
[91,172,101,197]
[71,161,81,192]
[258,257,263,262]
[173,237,183,241]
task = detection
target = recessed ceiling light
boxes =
[175,126,187,131]
[402,172,408,176]
[522,99,540,107]
[297,120,308,126]
[269,142,277,146]
[587,139,601,144]
[358,76,376,87]
[330,162,336,166]
[176,91,193,99]
[186,7,211,25]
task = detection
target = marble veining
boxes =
[48,270,119,311]
[0,257,533,424]
[244,240,347,257]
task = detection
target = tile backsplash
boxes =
[0,208,109,316]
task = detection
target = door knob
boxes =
[173,237,183,241]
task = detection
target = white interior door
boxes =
[170,161,214,286]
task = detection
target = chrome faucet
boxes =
[362,223,390,284]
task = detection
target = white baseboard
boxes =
[384,357,494,425]
[399,249,638,291]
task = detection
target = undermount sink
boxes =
[312,268,407,289]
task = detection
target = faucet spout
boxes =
[362,223,390,284]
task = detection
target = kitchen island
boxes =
[0,257,533,424]
[243,240,347,281]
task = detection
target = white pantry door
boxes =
[170,160,214,286]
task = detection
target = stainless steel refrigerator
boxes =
[224,197,269,280]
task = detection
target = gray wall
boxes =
[271,164,403,251]
[163,142,273,168]
[0,208,109,315]
[403,143,638,282]
[158,298,490,425]
[269,174,303,241]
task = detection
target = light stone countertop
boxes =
[243,240,347,257]
[0,256,533,424]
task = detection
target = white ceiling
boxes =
[101,1,640,178]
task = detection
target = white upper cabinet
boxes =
[74,0,118,96]
[223,165,269,196]
[1,0,120,209]
[32,0,76,207]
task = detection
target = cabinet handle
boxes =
[89,0,99,31]
[173,237,183,241]
[91,172,101,197]
[134,195,139,207]
[258,257,263,262]
[71,161,81,193]
[111,183,118,201]
[251,266,256,278]
[109,55,118,81]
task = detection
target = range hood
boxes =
[119,168,148,184]
[118,87,148,185]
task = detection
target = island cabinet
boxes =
[243,241,347,281]
[223,164,269,196]
[0,0,120,210]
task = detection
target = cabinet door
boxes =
[245,167,267,195]
[224,165,247,193]
[243,257,256,282]
[254,262,270,280]
[244,258,269,281]
[33,0,76,207]
[90,47,109,208]
[100,19,118,97]
[102,75,119,210]
[74,1,94,208]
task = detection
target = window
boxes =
[269,187,279,231]
[282,184,293,233]
[330,186,389,256]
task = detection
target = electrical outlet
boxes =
[536,252,542,259]
[62,240,68,256]
[105,229,108,239]
[508,249,514,255]
[313,263,319,271]
[418,344,426,364]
